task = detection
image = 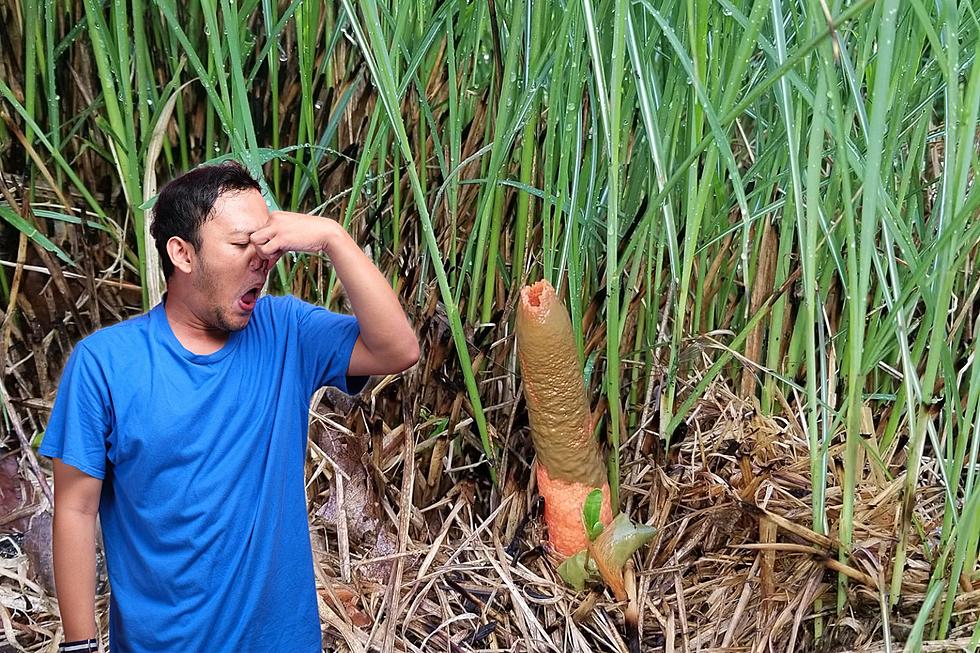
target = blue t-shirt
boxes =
[38,291,367,653]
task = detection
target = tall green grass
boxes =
[2,0,979,641]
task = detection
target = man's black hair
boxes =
[151,161,261,279]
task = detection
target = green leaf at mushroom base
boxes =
[557,512,656,599]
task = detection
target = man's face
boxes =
[189,189,273,332]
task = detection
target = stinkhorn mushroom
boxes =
[516,279,614,556]
[517,280,656,597]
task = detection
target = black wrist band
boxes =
[59,638,98,652]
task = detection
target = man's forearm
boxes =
[321,221,416,361]
[52,507,99,640]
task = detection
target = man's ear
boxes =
[166,237,195,275]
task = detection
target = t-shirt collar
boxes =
[152,291,244,363]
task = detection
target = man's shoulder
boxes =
[254,293,355,335]
[263,292,347,312]
[74,309,152,356]
[259,292,296,306]
[259,291,315,316]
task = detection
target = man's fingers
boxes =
[255,237,279,258]
[250,227,273,246]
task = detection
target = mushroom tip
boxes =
[520,279,556,311]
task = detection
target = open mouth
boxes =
[238,286,260,311]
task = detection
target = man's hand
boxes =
[248,210,337,264]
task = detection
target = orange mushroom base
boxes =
[536,463,614,557]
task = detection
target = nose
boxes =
[249,253,268,273]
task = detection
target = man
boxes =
[38,162,419,653]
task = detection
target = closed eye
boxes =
[233,243,249,248]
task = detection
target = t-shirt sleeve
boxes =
[289,296,369,396]
[37,343,112,480]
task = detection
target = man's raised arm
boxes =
[249,210,419,376]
